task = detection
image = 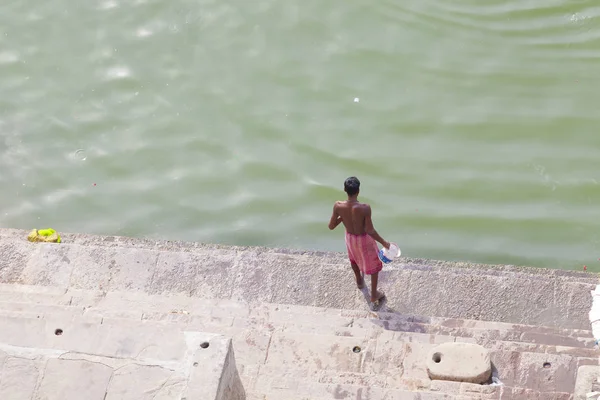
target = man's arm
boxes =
[364,205,390,249]
[328,203,342,230]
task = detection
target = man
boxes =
[329,176,390,304]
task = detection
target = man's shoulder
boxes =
[359,202,372,213]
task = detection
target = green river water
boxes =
[1,1,600,270]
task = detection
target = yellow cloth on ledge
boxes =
[27,228,61,243]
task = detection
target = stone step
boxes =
[0,283,595,398]
[0,296,593,393]
[0,285,594,352]
[254,378,573,400]
[0,295,594,358]
[0,314,242,400]
[0,284,592,346]
[0,283,594,345]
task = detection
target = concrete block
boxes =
[35,358,113,400]
[265,332,369,373]
[365,331,405,376]
[105,364,185,400]
[513,352,578,393]
[222,326,273,366]
[317,370,387,387]
[402,342,437,381]
[0,316,51,348]
[20,243,77,288]
[429,379,461,394]
[150,249,235,298]
[519,331,594,348]
[426,342,491,384]
[0,240,33,283]
[183,334,245,400]
[460,382,501,399]
[96,291,194,313]
[279,322,372,340]
[395,331,455,345]
[0,357,41,400]
[232,251,317,305]
[48,319,188,361]
[70,246,158,291]
[263,308,353,328]
[574,365,600,400]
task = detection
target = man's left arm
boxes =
[328,203,342,230]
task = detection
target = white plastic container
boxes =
[378,243,401,264]
[589,284,600,346]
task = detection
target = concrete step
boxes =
[0,297,594,362]
[0,314,243,400]
[0,285,595,398]
[254,378,573,400]
[0,285,593,348]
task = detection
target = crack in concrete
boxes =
[30,357,49,400]
[263,334,273,364]
[147,253,161,292]
[150,371,175,400]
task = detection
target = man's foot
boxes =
[370,290,385,304]
[356,278,366,289]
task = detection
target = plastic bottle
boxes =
[378,243,401,264]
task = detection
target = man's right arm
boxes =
[364,205,390,249]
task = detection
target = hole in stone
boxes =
[193,362,198,367]
[55,329,63,336]
[200,342,210,349]
[352,346,361,353]
[432,352,442,363]
[543,362,551,369]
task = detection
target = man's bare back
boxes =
[329,200,389,248]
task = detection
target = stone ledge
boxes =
[0,324,244,400]
[1,229,597,329]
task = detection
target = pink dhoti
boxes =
[345,232,383,275]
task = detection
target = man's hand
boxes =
[383,241,391,250]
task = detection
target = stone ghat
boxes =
[0,228,597,330]
[0,284,597,399]
[0,228,599,399]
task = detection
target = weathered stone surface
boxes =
[1,228,597,328]
[70,246,157,292]
[35,358,113,399]
[183,334,245,400]
[0,357,40,400]
[573,365,600,400]
[150,249,235,298]
[0,229,597,400]
[0,316,50,348]
[513,352,578,393]
[20,244,77,288]
[426,342,491,384]
[0,240,32,283]
[105,364,181,400]
[48,319,188,361]
[266,332,369,372]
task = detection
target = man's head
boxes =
[344,176,360,196]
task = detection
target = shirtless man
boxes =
[328,176,390,304]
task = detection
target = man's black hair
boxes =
[344,176,360,196]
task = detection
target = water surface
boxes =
[1,0,600,270]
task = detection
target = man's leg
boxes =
[351,262,365,289]
[370,271,385,303]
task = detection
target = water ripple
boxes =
[1,0,600,270]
